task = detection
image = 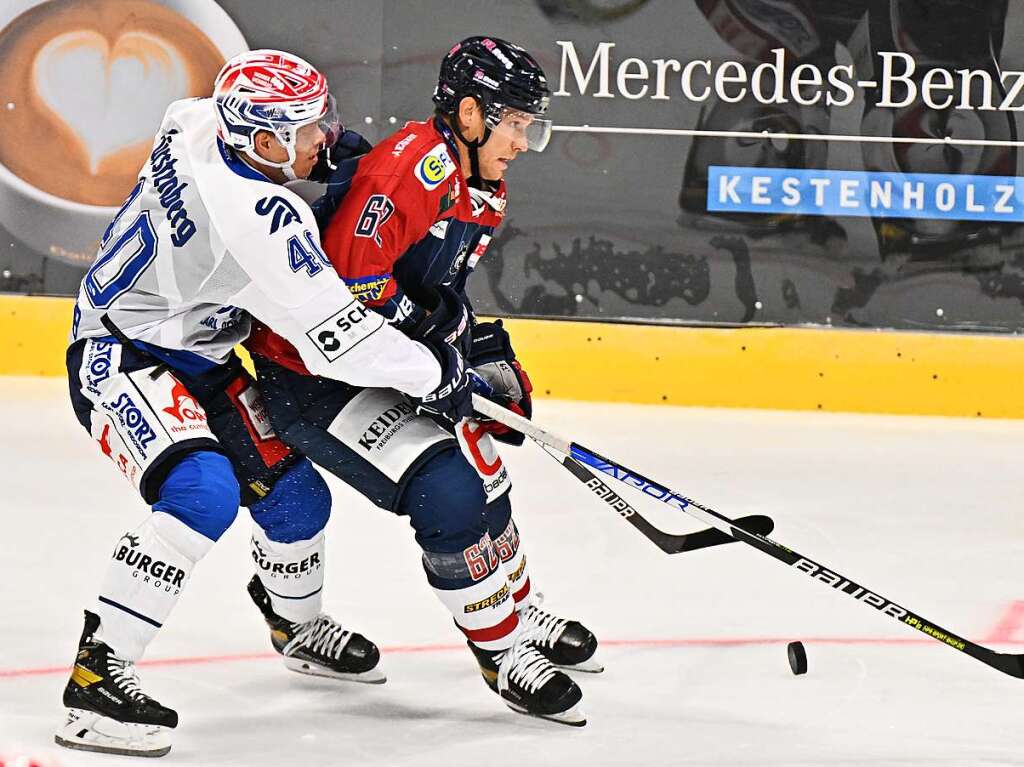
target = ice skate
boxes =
[247,576,385,684]
[519,594,603,673]
[469,632,586,727]
[55,611,177,758]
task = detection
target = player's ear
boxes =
[457,96,483,140]
[252,129,279,161]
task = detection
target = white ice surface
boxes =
[1,376,1022,766]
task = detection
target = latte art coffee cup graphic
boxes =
[31,29,191,191]
[0,0,246,264]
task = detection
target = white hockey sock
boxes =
[430,565,520,653]
[250,525,325,624]
[494,518,533,609]
[95,512,212,660]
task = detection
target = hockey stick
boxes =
[473,394,1024,680]
[538,442,774,554]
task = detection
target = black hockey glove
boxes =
[410,285,472,358]
[308,128,373,183]
[408,286,474,429]
[468,319,533,446]
[411,341,473,429]
[309,129,374,229]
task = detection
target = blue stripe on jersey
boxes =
[134,340,222,377]
[217,138,273,183]
[91,334,222,378]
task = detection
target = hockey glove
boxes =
[468,319,533,446]
[408,286,474,430]
[308,128,373,183]
[410,285,472,358]
[309,129,374,228]
[411,341,473,429]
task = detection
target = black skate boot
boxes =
[519,596,602,673]
[55,610,177,757]
[247,575,385,684]
[469,632,586,727]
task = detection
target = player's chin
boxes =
[294,162,316,180]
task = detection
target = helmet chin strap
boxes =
[449,116,492,189]
[243,131,302,180]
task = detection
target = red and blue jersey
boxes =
[248,117,505,374]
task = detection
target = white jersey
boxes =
[72,97,440,396]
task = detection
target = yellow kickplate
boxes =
[70,664,103,687]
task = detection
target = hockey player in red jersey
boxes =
[246,37,598,726]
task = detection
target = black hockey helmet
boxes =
[433,36,553,159]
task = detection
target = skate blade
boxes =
[55,709,171,757]
[504,701,587,727]
[558,657,604,674]
[283,656,387,684]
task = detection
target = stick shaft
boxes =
[473,395,1024,679]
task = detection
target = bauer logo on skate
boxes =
[102,393,157,458]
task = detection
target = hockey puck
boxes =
[787,641,808,675]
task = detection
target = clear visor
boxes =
[278,93,342,150]
[488,107,553,153]
[315,93,343,149]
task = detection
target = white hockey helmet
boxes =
[213,49,340,177]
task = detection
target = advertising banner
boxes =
[2,0,1024,332]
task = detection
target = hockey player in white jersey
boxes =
[57,49,472,757]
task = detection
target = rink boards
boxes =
[1,293,1022,418]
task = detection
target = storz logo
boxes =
[103,393,157,457]
[255,195,302,235]
[84,341,115,396]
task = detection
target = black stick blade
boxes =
[659,514,775,554]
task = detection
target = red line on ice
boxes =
[982,600,1024,642]
[2,635,1021,680]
